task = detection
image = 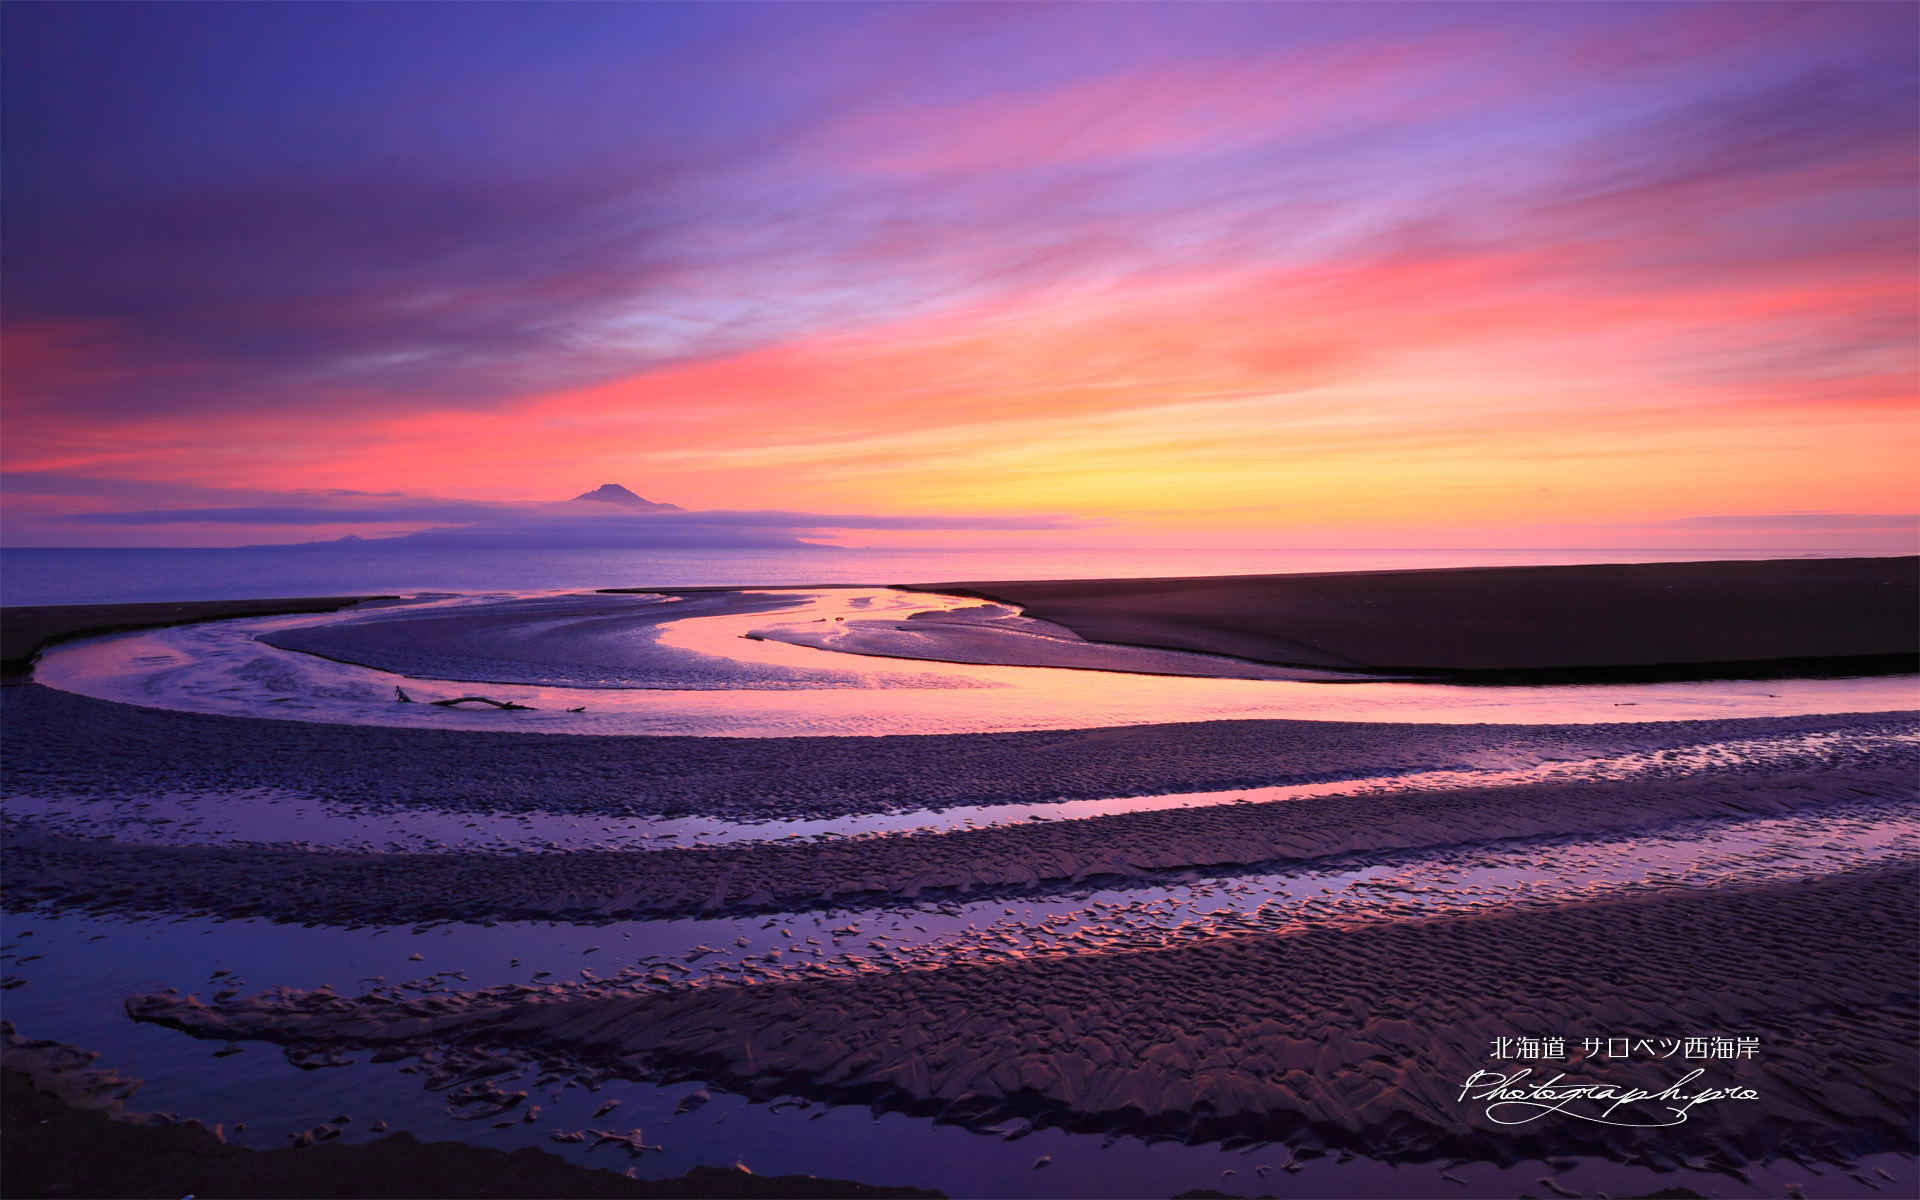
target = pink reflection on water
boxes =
[32,590,1920,736]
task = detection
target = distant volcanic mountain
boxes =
[219,484,1074,550]
[567,484,683,511]
[280,483,812,550]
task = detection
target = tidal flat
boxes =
[4,560,1917,1198]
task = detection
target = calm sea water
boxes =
[0,544,1880,607]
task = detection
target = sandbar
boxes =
[910,556,1920,681]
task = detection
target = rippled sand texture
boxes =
[125,869,1918,1173]
[4,582,1918,1196]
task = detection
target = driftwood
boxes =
[394,685,533,710]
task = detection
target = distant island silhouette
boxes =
[247,486,813,551]
[566,484,683,512]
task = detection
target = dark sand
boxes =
[5,585,1917,1193]
[6,680,1913,930]
[912,556,1920,680]
[2,1060,940,1199]
[7,683,1909,823]
[125,867,1919,1174]
[1,596,386,679]
[8,749,1913,926]
[273,589,1344,685]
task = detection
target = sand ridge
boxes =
[912,556,1920,680]
[8,761,1915,926]
[7,684,1913,822]
[123,867,1919,1173]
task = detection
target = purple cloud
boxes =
[6,1,1913,430]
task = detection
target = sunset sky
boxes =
[3,1,1915,550]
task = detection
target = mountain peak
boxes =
[569,484,681,511]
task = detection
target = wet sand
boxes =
[122,867,1919,1174]
[0,595,388,679]
[8,747,1913,926]
[38,588,1920,734]
[914,556,1920,680]
[3,1055,941,1199]
[9,683,1911,823]
[256,591,899,691]
[5,678,1915,1186]
[4,582,1917,1197]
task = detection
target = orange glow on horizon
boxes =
[4,2,1914,550]
[16,252,1900,545]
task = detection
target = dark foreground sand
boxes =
[7,683,1910,823]
[9,753,1913,926]
[6,680,1914,1182]
[125,867,1918,1175]
[2,1056,940,1199]
[4,581,1917,1194]
[914,556,1920,680]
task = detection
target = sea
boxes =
[0,543,1890,607]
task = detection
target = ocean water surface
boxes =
[0,543,1888,606]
